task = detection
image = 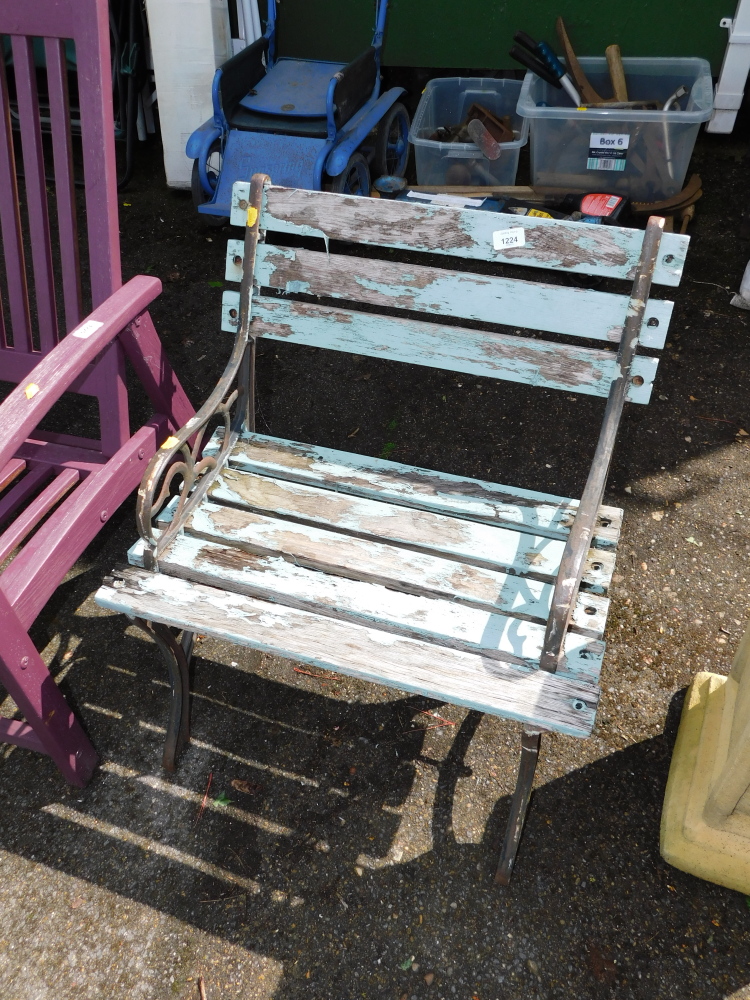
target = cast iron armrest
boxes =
[136,174,268,570]
[539,217,665,673]
[0,275,162,474]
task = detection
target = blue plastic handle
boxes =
[536,41,565,82]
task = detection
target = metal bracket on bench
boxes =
[491,217,665,888]
[135,173,270,569]
[539,216,666,675]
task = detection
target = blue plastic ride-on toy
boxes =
[186,0,409,223]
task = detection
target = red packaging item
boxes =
[580,193,625,217]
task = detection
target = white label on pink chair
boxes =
[72,319,104,339]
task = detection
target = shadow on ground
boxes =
[1,573,749,999]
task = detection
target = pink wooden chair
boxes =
[0,0,194,786]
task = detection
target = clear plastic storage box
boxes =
[409,77,529,186]
[517,57,713,200]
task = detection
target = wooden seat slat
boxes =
[98,567,601,738]
[208,467,616,591]
[208,432,623,547]
[222,294,659,403]
[227,242,672,350]
[147,498,609,634]
[138,532,605,681]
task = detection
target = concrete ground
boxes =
[2,110,750,1000]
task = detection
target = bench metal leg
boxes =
[180,629,196,665]
[132,618,192,771]
[495,727,542,885]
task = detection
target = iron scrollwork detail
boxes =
[135,173,270,570]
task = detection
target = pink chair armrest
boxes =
[0,275,162,471]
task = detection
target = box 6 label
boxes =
[587,132,629,172]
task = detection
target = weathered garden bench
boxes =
[96,175,688,881]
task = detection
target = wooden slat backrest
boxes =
[223,182,688,405]
[232,242,674,349]
[0,0,125,450]
[231,183,689,285]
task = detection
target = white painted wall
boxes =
[146,0,233,188]
[708,0,750,133]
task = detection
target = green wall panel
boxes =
[273,1,729,73]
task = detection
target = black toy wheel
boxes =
[329,151,371,196]
[373,102,410,178]
[191,140,227,227]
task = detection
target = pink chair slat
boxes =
[95,343,131,458]
[73,15,128,446]
[44,36,83,332]
[0,7,85,37]
[5,421,167,631]
[0,718,46,754]
[0,458,26,493]
[74,14,121,303]
[0,468,79,564]
[25,430,104,452]
[0,52,33,351]
[0,467,51,531]
[11,35,59,351]
[16,439,108,475]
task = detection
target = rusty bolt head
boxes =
[233,255,243,266]
[238,199,248,210]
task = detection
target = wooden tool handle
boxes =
[605,44,628,102]
[556,17,604,104]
